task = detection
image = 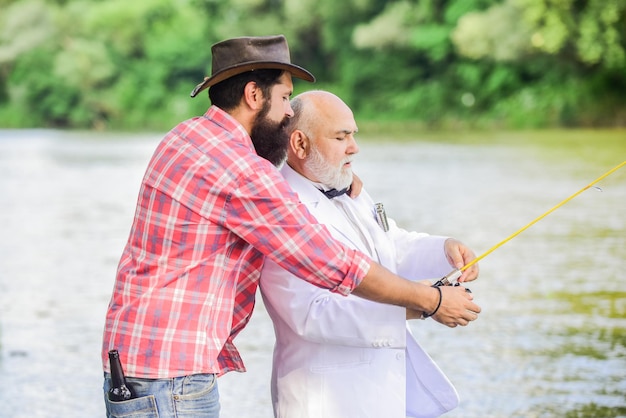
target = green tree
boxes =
[0,0,624,129]
[451,0,626,126]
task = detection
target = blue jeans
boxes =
[103,372,220,417]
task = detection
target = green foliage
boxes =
[0,0,624,130]
[353,2,413,49]
[512,0,626,68]
[0,0,57,64]
[452,0,534,61]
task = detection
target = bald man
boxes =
[259,91,479,418]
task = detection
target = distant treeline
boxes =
[1,0,625,130]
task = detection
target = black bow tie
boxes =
[320,187,350,199]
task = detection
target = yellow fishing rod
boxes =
[434,160,626,287]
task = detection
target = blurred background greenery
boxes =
[0,0,625,131]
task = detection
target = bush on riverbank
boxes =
[0,0,624,131]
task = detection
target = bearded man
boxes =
[260,90,476,418]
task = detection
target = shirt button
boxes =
[396,353,404,360]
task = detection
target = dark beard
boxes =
[250,102,290,167]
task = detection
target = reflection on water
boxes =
[0,129,624,418]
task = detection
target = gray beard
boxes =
[303,145,353,190]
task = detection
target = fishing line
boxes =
[435,159,626,286]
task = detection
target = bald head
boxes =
[289,91,354,139]
[286,90,359,190]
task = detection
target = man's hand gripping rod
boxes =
[433,160,626,288]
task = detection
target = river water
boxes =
[0,129,624,417]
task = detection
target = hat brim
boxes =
[190,61,315,98]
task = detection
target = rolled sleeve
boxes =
[225,166,370,294]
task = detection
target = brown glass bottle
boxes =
[108,349,134,401]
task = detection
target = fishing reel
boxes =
[433,269,471,293]
[421,269,471,320]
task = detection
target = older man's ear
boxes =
[289,130,310,160]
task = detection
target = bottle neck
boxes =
[108,350,126,387]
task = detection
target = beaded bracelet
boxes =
[423,285,442,318]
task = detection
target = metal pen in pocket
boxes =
[374,203,389,232]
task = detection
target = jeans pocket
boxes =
[173,373,220,417]
[105,394,159,418]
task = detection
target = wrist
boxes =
[422,285,442,318]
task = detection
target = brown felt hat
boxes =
[190,35,315,98]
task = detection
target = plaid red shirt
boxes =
[102,106,370,378]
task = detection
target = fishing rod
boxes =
[434,159,626,287]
